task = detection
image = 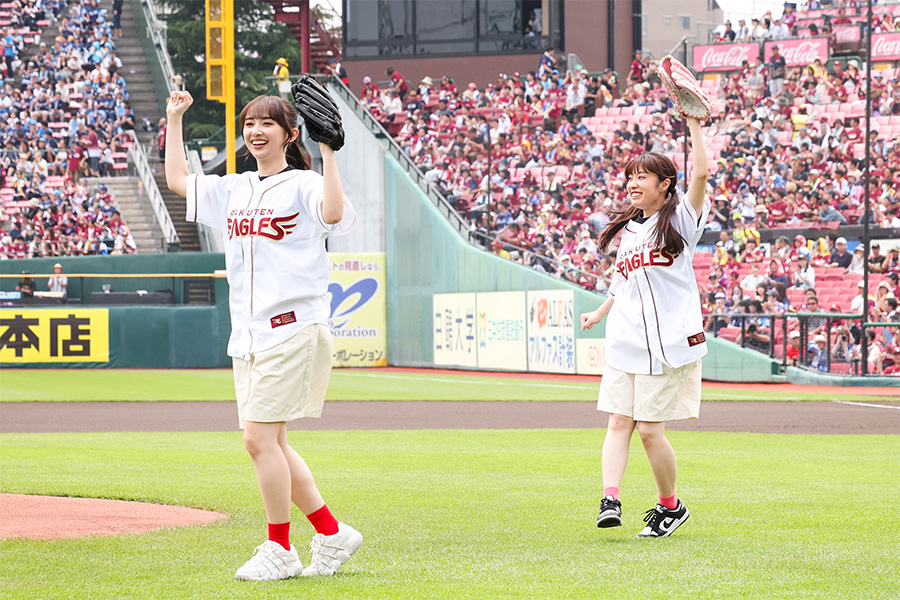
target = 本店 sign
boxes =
[0,309,109,363]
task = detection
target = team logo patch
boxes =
[687,332,706,347]
[270,311,297,328]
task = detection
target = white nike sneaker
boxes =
[234,540,303,581]
[636,500,690,538]
[301,522,363,576]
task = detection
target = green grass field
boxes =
[0,368,895,402]
[1,430,897,599]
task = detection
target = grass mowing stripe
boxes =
[1,369,895,403]
[0,429,896,600]
[339,371,597,390]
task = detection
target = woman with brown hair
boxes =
[580,116,709,538]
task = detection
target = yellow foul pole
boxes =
[205,0,236,173]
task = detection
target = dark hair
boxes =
[597,153,685,256]
[238,95,310,170]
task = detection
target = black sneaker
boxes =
[636,500,690,538]
[596,496,622,528]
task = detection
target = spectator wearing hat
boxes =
[768,45,786,98]
[273,57,291,99]
[705,292,730,335]
[786,329,803,365]
[868,242,887,273]
[328,58,349,86]
[807,334,829,372]
[850,279,869,313]
[848,245,866,275]
[48,262,67,297]
[829,237,852,270]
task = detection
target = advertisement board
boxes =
[476,291,527,371]
[526,289,575,374]
[872,32,900,61]
[763,38,829,67]
[692,42,759,72]
[575,337,607,376]
[433,293,478,368]
[328,253,387,367]
[0,308,109,363]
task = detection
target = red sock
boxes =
[659,493,678,510]
[306,505,339,536]
[603,487,620,500]
[268,521,291,551]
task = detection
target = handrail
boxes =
[187,148,223,253]
[127,130,180,248]
[140,0,178,97]
[324,76,474,243]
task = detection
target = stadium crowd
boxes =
[356,4,900,373]
[0,0,138,258]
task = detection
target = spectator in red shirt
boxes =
[628,50,647,84]
[386,66,409,100]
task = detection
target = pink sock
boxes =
[659,493,678,510]
[306,504,339,536]
[267,521,291,551]
[603,487,620,500]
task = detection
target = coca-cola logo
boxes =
[694,44,757,71]
[834,26,860,43]
[873,33,900,59]
[768,40,827,66]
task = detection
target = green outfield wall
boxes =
[383,155,781,382]
[0,254,230,368]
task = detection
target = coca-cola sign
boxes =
[872,32,900,61]
[834,26,861,43]
[692,43,760,72]
[763,38,828,67]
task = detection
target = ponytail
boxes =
[284,138,310,170]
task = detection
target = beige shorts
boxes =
[232,323,333,429]
[598,359,702,422]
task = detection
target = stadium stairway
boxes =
[111,7,202,252]
[84,177,166,253]
[116,5,164,150]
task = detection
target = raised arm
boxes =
[686,117,709,216]
[319,143,344,224]
[164,91,193,198]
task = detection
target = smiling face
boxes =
[626,168,669,215]
[243,115,293,165]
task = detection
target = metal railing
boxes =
[711,311,898,376]
[139,0,179,98]
[126,130,179,248]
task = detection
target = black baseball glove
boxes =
[292,73,345,151]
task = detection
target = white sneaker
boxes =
[234,540,303,581]
[301,522,363,576]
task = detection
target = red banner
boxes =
[692,43,759,72]
[833,25,861,43]
[763,38,828,68]
[872,32,900,61]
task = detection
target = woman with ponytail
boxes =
[581,117,710,538]
[165,92,362,579]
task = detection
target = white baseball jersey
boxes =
[605,193,710,375]
[186,168,357,359]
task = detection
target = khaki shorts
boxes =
[232,323,333,429]
[598,359,702,422]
